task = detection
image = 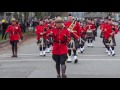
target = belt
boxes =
[10,32,18,34]
[54,40,66,44]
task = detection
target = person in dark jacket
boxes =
[19,22,26,33]
[1,20,8,39]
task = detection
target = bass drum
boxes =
[85,30,93,39]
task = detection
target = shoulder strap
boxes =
[68,20,76,30]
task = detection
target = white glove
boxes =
[40,33,43,35]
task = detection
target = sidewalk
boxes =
[0,40,9,48]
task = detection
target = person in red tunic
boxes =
[5,18,23,57]
[64,14,81,63]
[35,20,47,56]
[103,18,119,56]
[46,16,71,78]
[91,19,96,41]
[46,18,55,51]
[100,18,109,53]
[78,23,87,53]
[43,18,52,53]
[86,19,95,47]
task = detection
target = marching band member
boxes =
[47,16,71,78]
[86,19,95,47]
[46,19,55,51]
[5,18,23,57]
[79,23,87,53]
[100,18,109,53]
[91,19,97,40]
[35,20,47,56]
[103,18,118,56]
[77,20,82,53]
[78,22,86,53]
[64,14,81,63]
[44,18,51,53]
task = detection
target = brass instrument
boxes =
[67,20,77,50]
[68,20,86,48]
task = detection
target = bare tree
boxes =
[23,12,29,21]
[50,12,68,18]
[13,12,19,20]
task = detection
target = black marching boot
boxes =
[14,47,18,57]
[61,65,67,78]
[56,64,61,78]
[11,47,15,57]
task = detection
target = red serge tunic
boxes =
[86,23,95,32]
[6,24,22,41]
[64,21,81,40]
[81,25,88,38]
[35,25,47,40]
[100,23,108,38]
[104,24,118,40]
[49,27,71,55]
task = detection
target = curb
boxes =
[0,40,9,48]
[0,40,9,44]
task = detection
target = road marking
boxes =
[0,59,120,62]
[0,54,120,57]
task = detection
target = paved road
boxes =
[0,28,120,78]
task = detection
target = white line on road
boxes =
[0,59,120,62]
[1,54,120,57]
